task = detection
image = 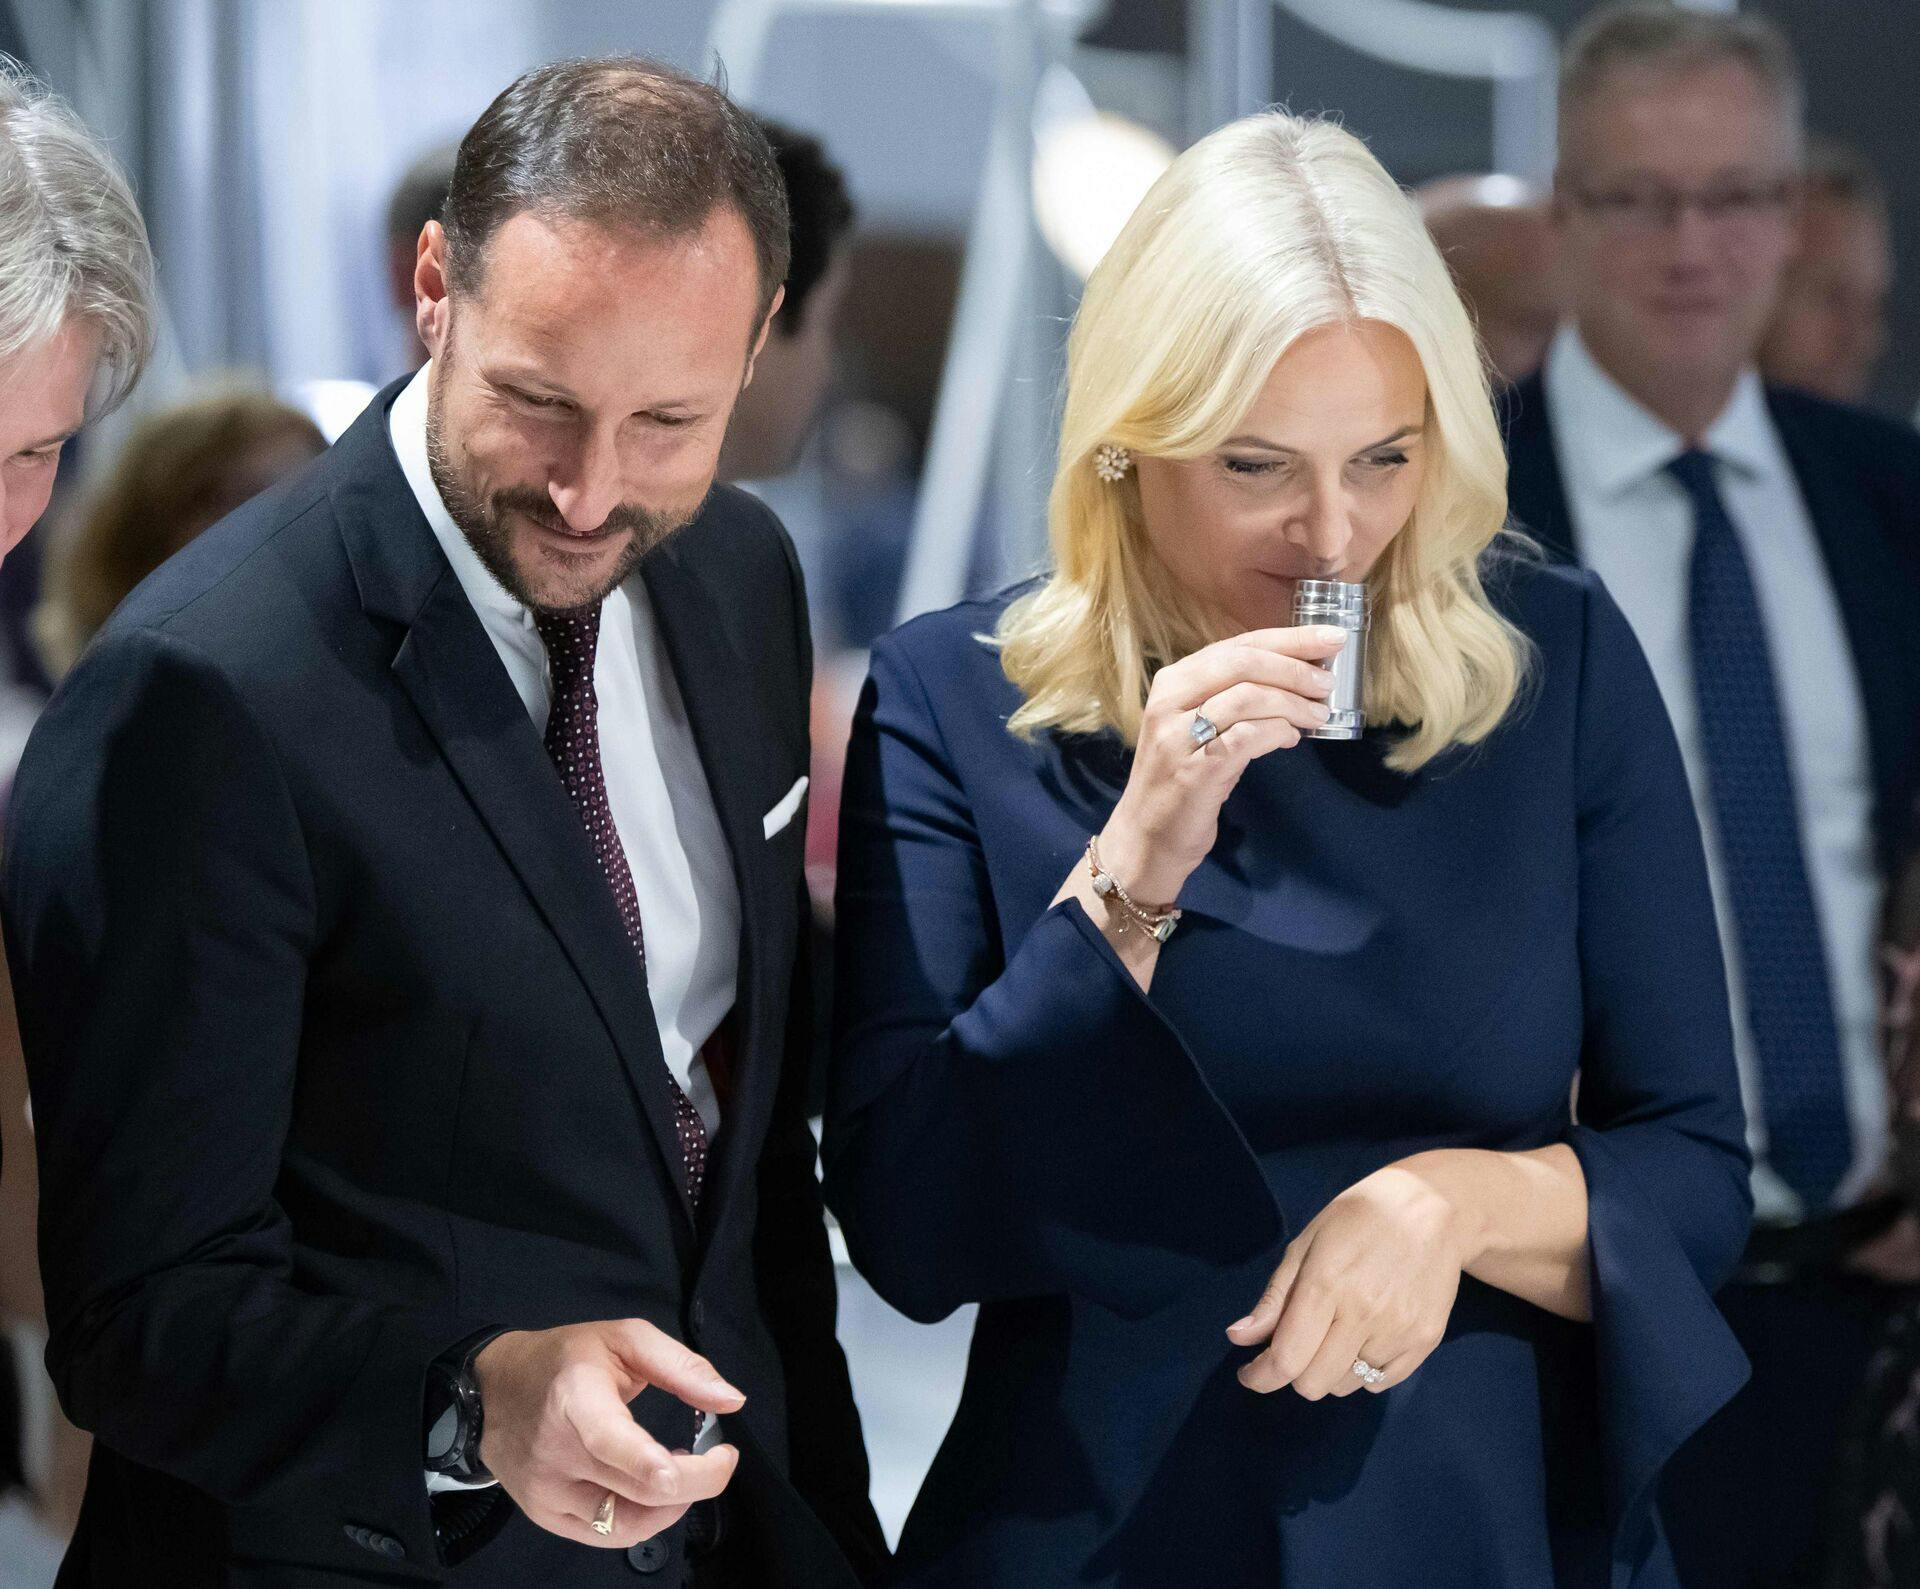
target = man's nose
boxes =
[1664,203,1721,272]
[547,428,624,533]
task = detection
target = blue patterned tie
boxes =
[1669,448,1851,1210]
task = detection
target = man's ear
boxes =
[415,221,454,359]
[741,284,785,390]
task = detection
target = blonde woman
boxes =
[824,111,1751,1587]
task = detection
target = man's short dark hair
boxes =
[754,116,854,338]
[443,56,790,317]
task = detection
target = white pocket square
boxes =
[763,774,809,839]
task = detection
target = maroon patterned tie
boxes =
[536,604,710,1208]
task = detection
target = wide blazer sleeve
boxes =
[822,626,1281,1327]
[2,624,477,1571]
[1561,573,1754,1571]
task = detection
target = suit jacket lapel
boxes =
[641,534,790,1238]
[1770,395,1920,867]
[331,387,699,1228]
[1499,373,1582,564]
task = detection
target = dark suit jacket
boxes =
[1500,371,1920,874]
[1,382,884,1586]
[825,564,1752,1587]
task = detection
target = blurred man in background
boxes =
[1757,136,1894,406]
[384,142,457,372]
[1499,8,1920,1584]
[720,116,854,486]
[1416,173,1565,388]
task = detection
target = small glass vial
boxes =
[1292,579,1368,740]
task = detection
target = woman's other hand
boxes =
[1227,1162,1471,1399]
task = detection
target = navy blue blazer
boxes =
[825,558,1753,1588]
[1500,372,1920,875]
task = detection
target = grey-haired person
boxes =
[0,57,153,565]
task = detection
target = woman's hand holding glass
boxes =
[1226,1162,1473,1399]
[1096,624,1349,907]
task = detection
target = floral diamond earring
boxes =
[1092,443,1133,483]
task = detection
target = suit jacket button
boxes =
[627,1537,671,1573]
[343,1524,368,1548]
[372,1532,407,1560]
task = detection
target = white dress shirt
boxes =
[390,367,738,1137]
[1542,323,1887,1221]
[390,367,739,1486]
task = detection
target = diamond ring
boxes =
[1352,1358,1385,1386]
[1190,712,1220,748]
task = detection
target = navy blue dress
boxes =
[824,558,1753,1587]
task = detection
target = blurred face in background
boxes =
[415,206,777,613]
[0,319,99,563]
[1758,191,1892,404]
[1555,57,1800,427]
[720,247,851,482]
[1418,180,1565,388]
[1135,319,1429,635]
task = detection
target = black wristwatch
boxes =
[424,1330,505,1484]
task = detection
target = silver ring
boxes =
[1190,712,1220,748]
[1352,1358,1384,1386]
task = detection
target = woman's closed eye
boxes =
[1357,450,1409,473]
[1222,455,1283,477]
[1221,450,1410,480]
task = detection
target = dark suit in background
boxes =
[1502,369,1920,1589]
[1503,373,1920,869]
[0,384,883,1586]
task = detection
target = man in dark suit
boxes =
[1498,9,1920,1586]
[1,56,883,1587]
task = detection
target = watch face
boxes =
[426,1401,460,1465]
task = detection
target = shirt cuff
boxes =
[425,1468,499,1494]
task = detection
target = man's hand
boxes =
[474,1319,746,1549]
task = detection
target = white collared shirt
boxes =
[1542,323,1887,1221]
[391,368,739,1488]
[387,367,737,1139]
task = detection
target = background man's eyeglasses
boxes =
[1567,179,1797,234]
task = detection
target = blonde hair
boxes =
[995,110,1532,774]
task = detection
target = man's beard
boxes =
[424,392,702,614]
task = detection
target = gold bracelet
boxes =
[1085,836,1182,944]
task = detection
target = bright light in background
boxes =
[287,378,379,444]
[1445,173,1537,210]
[1031,65,1176,283]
